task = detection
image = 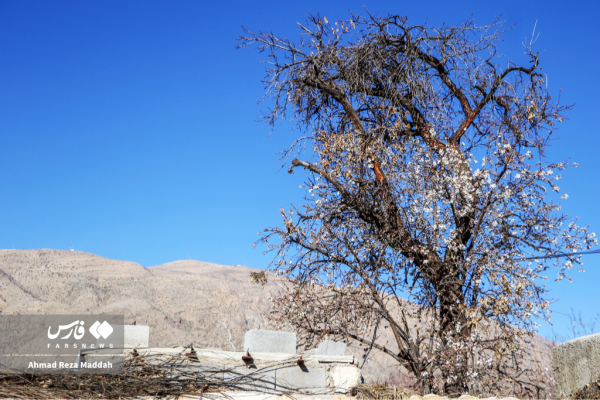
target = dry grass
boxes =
[0,352,316,399]
[351,383,414,400]
[572,379,600,400]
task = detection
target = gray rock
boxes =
[124,325,149,348]
[327,366,361,393]
[244,329,296,354]
[276,365,327,392]
[311,340,346,356]
[224,366,277,391]
[552,332,600,397]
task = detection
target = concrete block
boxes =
[224,366,277,391]
[167,362,228,381]
[244,329,296,354]
[124,325,149,348]
[294,397,349,400]
[327,366,361,393]
[552,332,600,397]
[192,394,275,400]
[312,340,347,356]
[276,365,327,392]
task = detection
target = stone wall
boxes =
[179,393,526,399]
[91,328,361,394]
[120,326,560,398]
[552,332,600,397]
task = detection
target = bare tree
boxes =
[549,308,600,343]
[238,12,597,398]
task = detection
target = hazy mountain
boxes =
[0,249,275,350]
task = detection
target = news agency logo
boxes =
[89,321,113,339]
[47,320,113,340]
[0,314,123,361]
[46,319,115,350]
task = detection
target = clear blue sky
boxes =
[1,0,598,342]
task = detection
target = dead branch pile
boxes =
[572,379,600,400]
[0,352,322,399]
[351,383,414,400]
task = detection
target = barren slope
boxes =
[0,249,276,350]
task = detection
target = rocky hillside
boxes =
[0,249,277,350]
